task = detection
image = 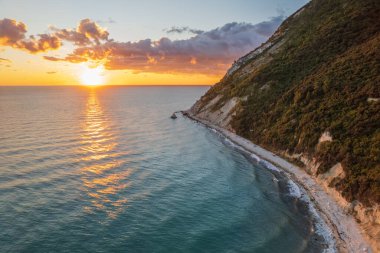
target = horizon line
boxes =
[0,84,212,87]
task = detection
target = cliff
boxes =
[189,0,379,250]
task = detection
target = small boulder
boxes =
[170,113,177,119]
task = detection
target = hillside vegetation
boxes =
[194,0,380,206]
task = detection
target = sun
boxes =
[80,65,105,86]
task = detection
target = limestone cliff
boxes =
[189,0,380,250]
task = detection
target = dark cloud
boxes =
[46,71,56,74]
[165,26,204,35]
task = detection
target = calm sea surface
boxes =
[0,86,329,252]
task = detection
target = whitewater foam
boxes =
[250,153,261,162]
[259,160,281,173]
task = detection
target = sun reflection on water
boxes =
[79,90,129,219]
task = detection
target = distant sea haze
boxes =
[0,86,329,252]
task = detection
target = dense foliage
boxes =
[199,0,380,206]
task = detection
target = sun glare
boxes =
[81,65,105,86]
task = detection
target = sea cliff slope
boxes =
[189,0,379,250]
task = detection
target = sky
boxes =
[0,0,308,86]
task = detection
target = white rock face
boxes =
[294,6,306,17]
[316,163,380,253]
[226,41,273,77]
[194,97,238,131]
[318,163,345,186]
[319,131,333,143]
[367,97,379,102]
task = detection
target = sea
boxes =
[0,86,333,252]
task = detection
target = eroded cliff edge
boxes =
[189,0,379,250]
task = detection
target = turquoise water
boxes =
[0,86,328,252]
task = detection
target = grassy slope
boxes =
[200,0,380,206]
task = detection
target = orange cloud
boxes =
[0,18,109,53]
[0,18,61,53]
[17,34,61,53]
[43,55,88,63]
[77,19,109,43]
[0,18,26,44]
[50,19,110,46]
[51,27,90,46]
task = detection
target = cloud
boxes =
[253,16,284,36]
[96,17,116,24]
[50,27,90,46]
[18,34,61,53]
[165,26,204,35]
[50,19,110,46]
[45,17,283,75]
[0,18,27,44]
[43,55,88,63]
[46,71,56,74]
[1,16,284,76]
[0,57,12,68]
[43,56,61,61]
[77,19,109,44]
[0,18,61,53]
[0,57,11,62]
[0,18,109,53]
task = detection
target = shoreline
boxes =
[182,111,372,253]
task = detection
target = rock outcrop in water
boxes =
[189,0,380,250]
[170,113,177,119]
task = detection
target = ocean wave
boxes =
[259,160,281,172]
[309,204,336,253]
[286,179,336,252]
[223,137,236,147]
[205,125,336,252]
[250,153,261,162]
[287,179,302,198]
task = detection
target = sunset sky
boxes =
[0,0,307,86]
